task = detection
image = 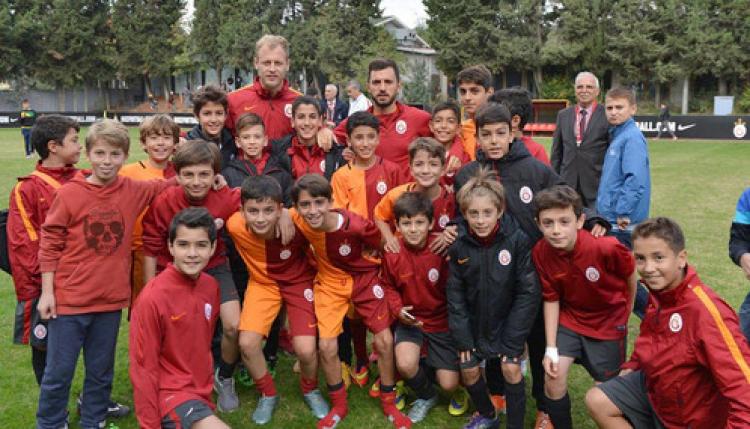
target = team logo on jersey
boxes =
[304,288,314,302]
[339,243,352,256]
[284,103,293,118]
[498,249,512,266]
[319,160,326,172]
[280,249,292,260]
[372,284,384,299]
[585,267,600,282]
[438,214,450,229]
[376,181,388,195]
[33,323,47,340]
[204,303,212,321]
[669,313,683,332]
[214,218,224,230]
[428,268,440,283]
[519,186,533,204]
[396,120,407,135]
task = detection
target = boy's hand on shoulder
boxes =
[446,155,462,177]
[37,292,57,320]
[618,368,633,377]
[616,216,630,230]
[430,226,457,255]
[383,235,400,253]
[316,128,334,152]
[590,223,607,237]
[459,349,474,364]
[213,174,227,190]
[276,209,296,245]
[342,147,354,162]
[739,253,750,280]
[398,306,422,328]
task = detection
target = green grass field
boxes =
[0,126,748,428]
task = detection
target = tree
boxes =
[402,58,432,106]
[191,0,226,84]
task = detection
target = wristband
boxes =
[545,346,560,364]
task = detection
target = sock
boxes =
[352,320,368,368]
[300,376,318,395]
[217,358,236,379]
[485,358,505,396]
[405,367,436,400]
[317,383,348,429]
[254,372,277,397]
[380,390,412,428]
[504,379,526,429]
[31,347,46,386]
[465,378,495,419]
[546,393,572,429]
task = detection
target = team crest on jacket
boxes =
[204,303,212,321]
[396,120,407,135]
[284,103,293,118]
[585,267,600,282]
[376,181,388,195]
[428,268,440,283]
[669,313,683,332]
[372,284,384,299]
[519,186,533,204]
[304,288,314,302]
[438,214,450,229]
[339,243,352,256]
[280,249,291,260]
[33,323,47,340]
[498,249,512,266]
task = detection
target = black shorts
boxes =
[14,299,48,349]
[557,325,625,382]
[394,324,459,371]
[161,399,214,429]
[598,371,665,429]
[205,262,239,304]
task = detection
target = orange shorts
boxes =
[315,270,392,339]
[239,280,316,337]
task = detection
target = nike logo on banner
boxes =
[457,257,470,265]
[677,124,696,131]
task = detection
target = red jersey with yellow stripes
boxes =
[330,157,405,220]
[373,182,455,233]
[621,266,750,427]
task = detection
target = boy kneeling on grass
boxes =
[585,217,750,428]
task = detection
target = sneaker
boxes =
[303,389,330,419]
[317,410,344,429]
[351,363,369,387]
[534,411,554,429]
[341,362,352,390]
[464,413,500,429]
[251,395,279,425]
[214,369,240,412]
[369,377,381,398]
[407,395,438,423]
[490,395,506,414]
[76,395,131,419]
[235,367,254,388]
[448,388,469,416]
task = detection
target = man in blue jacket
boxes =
[321,84,349,128]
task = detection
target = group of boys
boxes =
[6,32,750,429]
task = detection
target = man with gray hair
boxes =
[321,83,349,127]
[346,80,371,116]
[551,71,610,208]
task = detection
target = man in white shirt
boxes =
[346,80,372,116]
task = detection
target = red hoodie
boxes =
[8,164,77,304]
[521,135,551,166]
[621,267,750,428]
[288,135,327,179]
[129,264,220,429]
[225,77,301,140]
[38,173,173,315]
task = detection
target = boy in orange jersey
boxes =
[429,101,471,185]
[374,137,456,254]
[119,114,178,302]
[227,176,328,425]
[35,119,175,429]
[291,174,411,429]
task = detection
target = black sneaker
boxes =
[77,395,131,419]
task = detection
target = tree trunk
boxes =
[533,67,543,97]
[216,63,223,85]
[681,75,689,114]
[718,76,727,95]
[611,70,621,88]
[654,81,661,109]
[144,74,154,99]
[57,86,65,111]
[521,70,529,90]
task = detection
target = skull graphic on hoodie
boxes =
[84,205,125,255]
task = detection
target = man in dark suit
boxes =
[551,72,610,208]
[321,84,349,128]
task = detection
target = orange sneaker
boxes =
[369,377,381,398]
[534,411,554,429]
[490,394,506,414]
[351,364,369,388]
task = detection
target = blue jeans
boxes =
[609,228,650,319]
[36,311,121,429]
[22,128,32,156]
[739,292,750,344]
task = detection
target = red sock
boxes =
[317,384,348,429]
[300,376,318,395]
[380,391,411,428]
[351,320,368,368]
[254,372,277,397]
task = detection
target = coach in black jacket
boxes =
[550,72,610,209]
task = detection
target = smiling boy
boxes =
[187,85,236,168]
[457,65,494,160]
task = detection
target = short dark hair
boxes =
[632,217,686,253]
[235,113,266,134]
[305,87,320,98]
[475,102,512,132]
[431,100,461,121]
[368,58,400,82]
[241,175,283,204]
[408,137,446,165]
[534,185,584,218]
[168,207,217,245]
[346,111,380,136]
[31,115,80,160]
[393,192,434,223]
[490,87,533,129]
[606,87,636,105]
[192,85,228,117]
[173,139,222,174]
[457,65,492,89]
[292,96,323,116]
[291,173,332,204]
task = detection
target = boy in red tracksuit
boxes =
[35,119,175,429]
[9,115,80,386]
[586,217,750,429]
[532,185,636,429]
[130,207,229,429]
[141,140,243,413]
[428,101,471,186]
[382,192,461,423]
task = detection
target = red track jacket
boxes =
[225,77,301,140]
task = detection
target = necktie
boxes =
[578,109,588,145]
